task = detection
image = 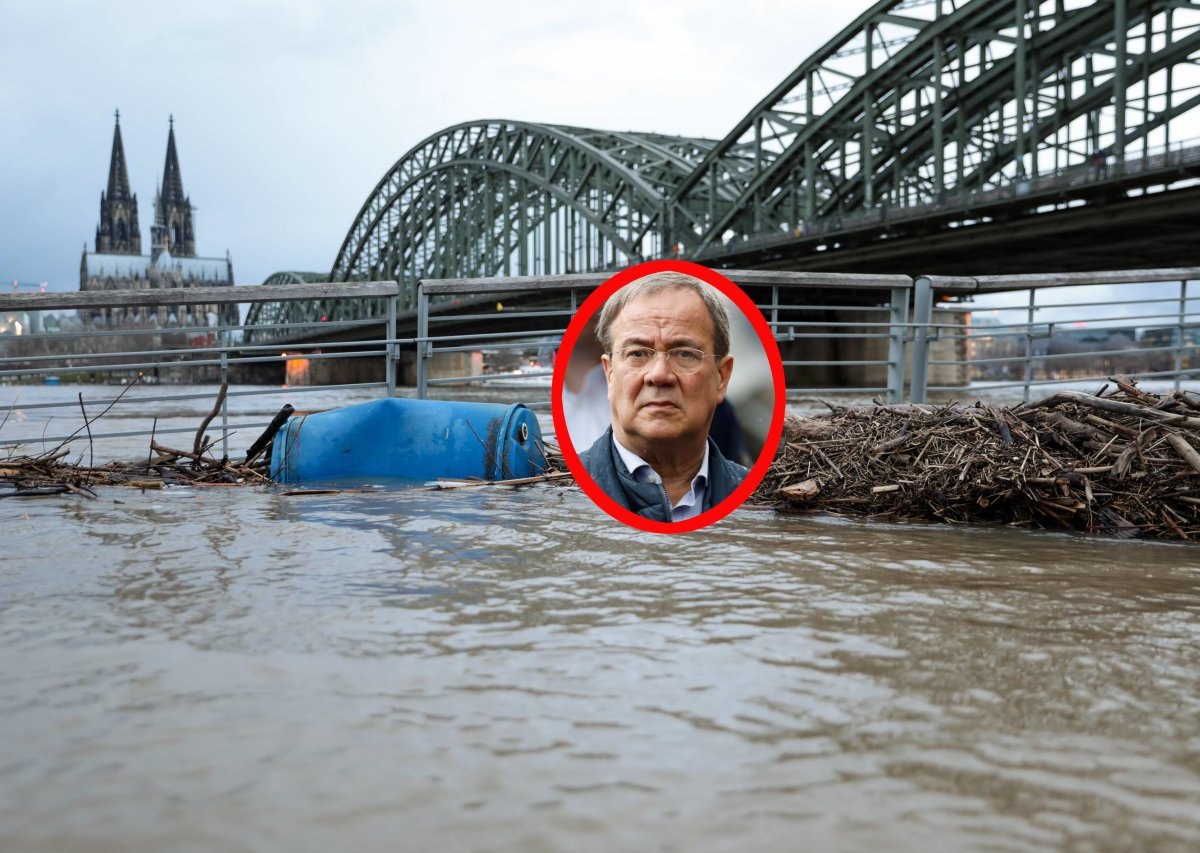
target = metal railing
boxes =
[915,267,1200,403]
[414,268,1200,407]
[415,270,916,406]
[5,267,1199,463]
[415,273,601,404]
[0,282,402,458]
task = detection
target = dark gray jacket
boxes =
[580,427,748,523]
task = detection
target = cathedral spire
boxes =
[106,109,133,201]
[152,115,196,257]
[160,114,186,209]
[95,109,141,254]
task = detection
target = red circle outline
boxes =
[551,259,786,534]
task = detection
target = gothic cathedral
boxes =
[80,112,235,327]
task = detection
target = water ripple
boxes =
[3,481,1200,849]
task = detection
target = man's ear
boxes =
[716,355,733,401]
[601,353,614,398]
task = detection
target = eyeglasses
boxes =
[611,346,713,374]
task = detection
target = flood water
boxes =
[3,384,1200,851]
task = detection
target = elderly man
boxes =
[580,271,748,522]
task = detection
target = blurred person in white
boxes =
[561,315,611,450]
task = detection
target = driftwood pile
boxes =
[0,446,274,499]
[0,384,291,500]
[754,378,1200,540]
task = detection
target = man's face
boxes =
[601,287,733,457]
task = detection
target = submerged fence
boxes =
[2,267,1198,459]
[0,282,401,456]
[417,267,1200,406]
[914,268,1200,403]
[415,271,914,418]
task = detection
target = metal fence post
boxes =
[1176,278,1187,393]
[887,285,909,404]
[386,287,397,397]
[416,281,429,399]
[1023,287,1036,403]
[219,320,229,459]
[910,276,934,403]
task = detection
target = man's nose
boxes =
[642,351,677,385]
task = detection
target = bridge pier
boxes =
[398,350,483,387]
[287,355,385,387]
[230,360,283,385]
[231,350,484,388]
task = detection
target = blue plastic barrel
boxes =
[269,397,546,485]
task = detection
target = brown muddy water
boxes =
[2,384,1200,851]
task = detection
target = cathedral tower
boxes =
[151,116,196,258]
[94,110,141,254]
[81,112,233,327]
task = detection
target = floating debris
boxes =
[1,382,285,498]
[753,377,1200,541]
[10,376,1200,541]
[0,441,275,498]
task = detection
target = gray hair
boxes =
[596,271,731,358]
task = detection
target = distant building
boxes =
[79,112,236,327]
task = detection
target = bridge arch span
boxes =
[256,0,1200,337]
[671,0,1200,253]
[329,120,715,307]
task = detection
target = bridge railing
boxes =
[0,281,401,459]
[911,268,1200,404]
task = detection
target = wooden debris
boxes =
[1166,433,1200,475]
[0,446,273,496]
[753,377,1200,541]
[418,471,576,491]
[778,479,821,503]
[10,375,1200,543]
[1,385,275,496]
[193,382,228,457]
[244,404,295,466]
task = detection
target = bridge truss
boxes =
[251,0,1200,331]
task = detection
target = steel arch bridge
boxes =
[250,0,1200,330]
[329,121,717,306]
[249,270,395,331]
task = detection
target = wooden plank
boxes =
[918,275,978,293]
[718,269,913,289]
[1030,390,1200,429]
[419,273,607,295]
[971,267,1200,292]
[0,281,399,312]
[1166,433,1200,474]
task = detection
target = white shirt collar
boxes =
[612,434,709,520]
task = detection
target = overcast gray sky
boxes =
[1,0,840,292]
